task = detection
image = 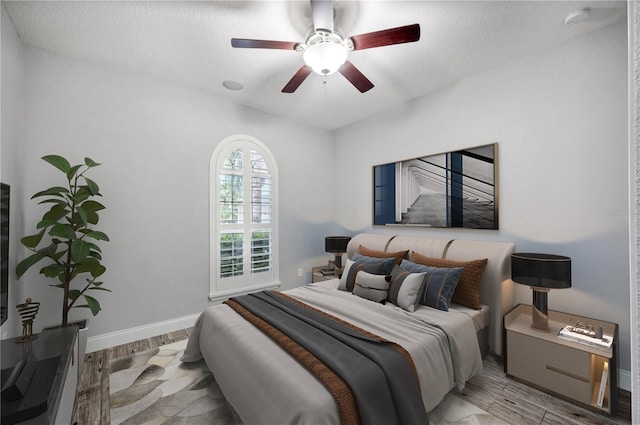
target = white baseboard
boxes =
[86,313,200,353]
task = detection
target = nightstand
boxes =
[504,304,618,415]
[312,266,340,283]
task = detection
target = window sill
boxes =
[208,280,281,303]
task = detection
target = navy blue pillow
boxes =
[352,252,397,274]
[338,254,396,292]
[399,259,437,274]
[412,263,464,311]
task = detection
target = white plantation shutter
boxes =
[210,136,279,301]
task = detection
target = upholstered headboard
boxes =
[346,233,515,356]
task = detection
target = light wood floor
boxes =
[72,328,632,425]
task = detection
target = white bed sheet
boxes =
[183,280,483,424]
[448,303,489,333]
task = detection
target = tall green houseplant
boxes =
[16,155,110,327]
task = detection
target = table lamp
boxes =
[511,252,571,332]
[325,236,351,269]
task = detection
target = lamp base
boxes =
[334,254,343,269]
[530,287,550,332]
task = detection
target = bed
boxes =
[182,233,515,424]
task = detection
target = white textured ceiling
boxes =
[3,0,627,130]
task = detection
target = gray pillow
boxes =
[338,258,385,292]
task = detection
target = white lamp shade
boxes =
[303,42,348,75]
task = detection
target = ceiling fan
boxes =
[231,0,420,93]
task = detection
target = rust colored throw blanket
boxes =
[225,291,429,425]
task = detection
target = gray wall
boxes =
[334,22,631,377]
[1,3,25,338]
[3,37,338,342]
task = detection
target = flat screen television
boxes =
[1,183,9,326]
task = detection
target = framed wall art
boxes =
[373,143,498,229]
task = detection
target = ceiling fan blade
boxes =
[311,0,334,32]
[339,61,374,93]
[282,66,313,93]
[231,38,298,50]
[349,23,420,50]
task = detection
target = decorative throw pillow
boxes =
[352,271,391,303]
[352,252,398,275]
[387,265,426,312]
[338,258,386,292]
[418,266,463,311]
[399,259,437,274]
[411,252,488,310]
[357,245,409,268]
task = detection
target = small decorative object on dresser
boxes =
[15,298,40,343]
[511,252,571,332]
[504,304,618,415]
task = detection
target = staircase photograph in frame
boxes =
[373,143,498,230]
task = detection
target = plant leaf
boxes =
[37,220,57,229]
[84,241,102,253]
[68,290,81,301]
[43,204,69,223]
[74,205,88,227]
[21,230,45,249]
[71,239,90,262]
[83,230,109,241]
[42,155,71,174]
[49,223,77,240]
[90,264,106,278]
[87,286,111,292]
[16,253,45,278]
[32,186,69,199]
[85,157,101,168]
[72,187,90,204]
[37,199,68,206]
[84,178,100,196]
[40,264,65,278]
[74,258,105,278]
[81,201,105,225]
[81,200,106,213]
[67,164,82,180]
[46,242,64,259]
[83,295,101,315]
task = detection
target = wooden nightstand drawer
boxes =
[504,304,618,415]
[508,331,590,404]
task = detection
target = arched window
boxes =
[209,135,279,301]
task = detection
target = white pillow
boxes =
[387,265,427,312]
[337,258,355,291]
[352,270,391,303]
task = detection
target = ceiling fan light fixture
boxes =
[303,42,348,75]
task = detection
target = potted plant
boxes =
[16,155,110,344]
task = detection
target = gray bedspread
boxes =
[227,290,429,425]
